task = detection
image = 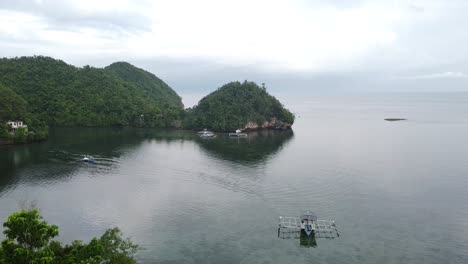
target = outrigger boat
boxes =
[228,129,248,137]
[278,211,339,248]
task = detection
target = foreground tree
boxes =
[0,209,139,264]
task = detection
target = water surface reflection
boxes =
[195,130,294,164]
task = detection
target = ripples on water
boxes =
[1,94,468,263]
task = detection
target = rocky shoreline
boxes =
[242,118,292,131]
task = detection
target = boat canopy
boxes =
[300,211,318,222]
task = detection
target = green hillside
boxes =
[0,84,28,122]
[184,81,294,131]
[0,56,183,128]
[0,57,296,143]
[0,84,48,142]
[105,61,183,108]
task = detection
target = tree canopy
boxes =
[184,81,294,131]
[0,84,28,122]
[105,62,183,109]
[0,56,184,128]
[0,57,296,140]
[0,84,48,143]
[0,209,139,264]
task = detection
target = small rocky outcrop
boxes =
[384,118,407,122]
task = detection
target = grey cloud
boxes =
[0,0,151,34]
[401,72,468,80]
[1,0,468,97]
[409,4,425,13]
[127,57,468,103]
[128,58,389,95]
[305,0,366,9]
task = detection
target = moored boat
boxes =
[228,129,247,137]
[198,129,216,138]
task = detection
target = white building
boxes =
[7,120,27,130]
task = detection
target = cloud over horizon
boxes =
[402,71,468,80]
[1,0,468,97]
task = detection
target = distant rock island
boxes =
[184,81,294,131]
[385,118,407,121]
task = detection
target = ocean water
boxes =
[0,92,468,263]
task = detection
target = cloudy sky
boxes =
[1,0,467,105]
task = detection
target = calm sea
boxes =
[1,93,468,263]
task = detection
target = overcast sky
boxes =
[1,0,468,105]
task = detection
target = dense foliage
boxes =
[184,81,294,131]
[0,57,296,141]
[0,84,28,122]
[105,62,183,109]
[0,56,184,129]
[0,84,48,143]
[0,209,139,264]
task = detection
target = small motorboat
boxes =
[82,156,96,164]
[229,129,248,137]
[198,129,216,138]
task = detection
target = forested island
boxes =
[184,81,295,131]
[0,56,184,144]
[0,56,294,144]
